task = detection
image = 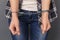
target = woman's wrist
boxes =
[41,12,49,19]
[12,13,18,19]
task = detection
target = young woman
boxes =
[6,0,51,40]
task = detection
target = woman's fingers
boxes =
[16,26,20,35]
[9,24,20,35]
[46,21,51,31]
[41,24,46,34]
[9,24,17,35]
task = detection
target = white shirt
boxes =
[21,0,38,11]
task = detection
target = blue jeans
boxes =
[8,9,47,40]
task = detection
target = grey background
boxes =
[0,0,60,40]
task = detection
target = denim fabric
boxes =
[8,10,47,40]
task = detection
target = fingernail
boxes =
[18,33,20,35]
[42,31,45,35]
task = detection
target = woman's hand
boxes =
[41,0,51,34]
[9,0,20,35]
[9,13,20,35]
[41,12,51,34]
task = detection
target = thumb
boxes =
[46,22,51,31]
[16,26,20,35]
[41,24,45,34]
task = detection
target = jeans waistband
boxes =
[20,9,38,13]
[18,9,41,17]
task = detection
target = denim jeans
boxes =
[8,9,47,40]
